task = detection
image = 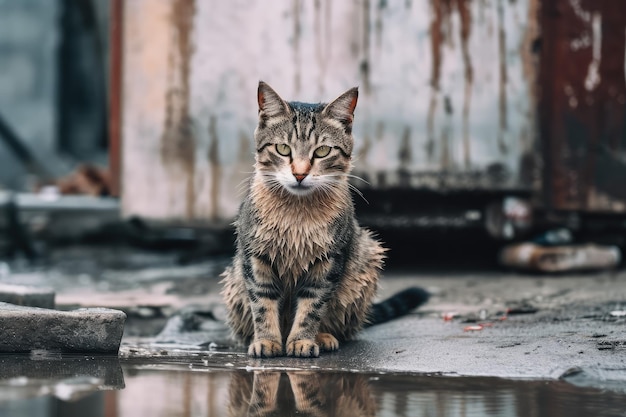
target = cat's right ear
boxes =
[257,81,290,123]
[322,87,358,134]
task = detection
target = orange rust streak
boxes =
[108,0,123,197]
[160,0,197,220]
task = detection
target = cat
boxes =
[228,370,376,417]
[221,81,429,358]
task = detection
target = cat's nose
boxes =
[293,173,307,183]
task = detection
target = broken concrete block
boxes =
[0,283,55,308]
[0,303,126,354]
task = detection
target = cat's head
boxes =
[253,81,358,197]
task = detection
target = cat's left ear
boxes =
[322,87,358,133]
[257,81,291,119]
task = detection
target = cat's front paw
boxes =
[315,333,339,352]
[248,339,283,358]
[286,339,319,358]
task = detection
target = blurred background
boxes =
[1,0,625,270]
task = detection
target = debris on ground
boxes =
[464,325,484,332]
[499,242,621,272]
[154,304,232,348]
[54,164,112,197]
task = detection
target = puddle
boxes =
[1,355,625,417]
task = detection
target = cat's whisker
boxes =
[339,173,370,185]
[347,183,369,204]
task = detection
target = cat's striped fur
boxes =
[221,82,428,358]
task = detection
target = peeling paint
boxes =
[160,0,197,220]
[584,12,602,91]
[569,0,591,23]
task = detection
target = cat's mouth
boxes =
[286,182,315,195]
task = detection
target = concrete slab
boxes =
[0,284,55,308]
[0,303,126,354]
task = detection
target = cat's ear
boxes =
[322,87,358,133]
[257,81,290,120]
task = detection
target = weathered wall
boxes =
[122,0,539,221]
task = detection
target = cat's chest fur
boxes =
[248,184,349,278]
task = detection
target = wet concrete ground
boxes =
[1,245,625,388]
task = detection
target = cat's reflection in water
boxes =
[228,370,376,417]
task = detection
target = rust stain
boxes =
[375,121,385,142]
[160,0,197,220]
[519,0,540,186]
[428,0,472,163]
[108,0,123,197]
[360,0,371,95]
[237,130,252,166]
[325,0,332,71]
[398,126,412,168]
[398,126,412,187]
[520,0,540,124]
[375,0,385,51]
[540,0,626,212]
[356,133,372,169]
[458,0,473,168]
[427,0,442,160]
[314,0,331,95]
[293,0,302,94]
[207,115,221,221]
[440,95,453,171]
[314,0,323,94]
[497,0,508,154]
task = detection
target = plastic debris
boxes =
[609,310,626,317]
[464,325,484,332]
[442,312,458,321]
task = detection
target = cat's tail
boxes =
[365,287,430,327]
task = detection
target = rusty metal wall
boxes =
[121,0,539,222]
[540,0,626,213]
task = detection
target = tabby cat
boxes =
[221,81,429,358]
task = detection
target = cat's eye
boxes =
[313,145,331,158]
[275,144,291,156]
